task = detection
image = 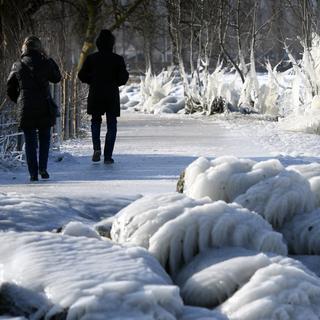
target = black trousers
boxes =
[23,127,51,177]
[91,113,117,159]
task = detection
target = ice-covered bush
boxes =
[279,34,320,133]
[185,62,240,115]
[137,67,184,114]
[0,231,183,319]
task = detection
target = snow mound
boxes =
[0,232,182,319]
[149,201,287,276]
[111,193,211,248]
[184,156,283,202]
[234,170,316,228]
[219,263,320,320]
[281,209,320,254]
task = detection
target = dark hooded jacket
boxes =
[78,30,129,116]
[7,50,62,129]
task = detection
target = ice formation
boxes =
[234,170,316,228]
[184,156,283,202]
[0,232,182,319]
[281,209,320,254]
[149,201,287,276]
[111,193,211,248]
[219,263,320,320]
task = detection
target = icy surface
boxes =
[0,232,182,319]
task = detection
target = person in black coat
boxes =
[7,36,62,181]
[78,29,129,163]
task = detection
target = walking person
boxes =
[7,36,62,181]
[78,29,129,164]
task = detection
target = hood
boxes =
[96,29,114,53]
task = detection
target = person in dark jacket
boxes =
[78,29,129,164]
[7,36,62,181]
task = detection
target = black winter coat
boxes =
[7,50,62,129]
[78,50,129,117]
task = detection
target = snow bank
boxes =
[0,192,137,232]
[111,193,211,248]
[0,232,182,319]
[149,201,287,276]
[219,263,320,320]
[234,170,316,228]
[184,156,283,202]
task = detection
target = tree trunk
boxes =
[77,0,102,72]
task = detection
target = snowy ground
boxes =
[1,110,320,319]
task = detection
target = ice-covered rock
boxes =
[176,248,270,307]
[184,156,283,202]
[219,262,320,320]
[0,232,182,319]
[176,248,313,309]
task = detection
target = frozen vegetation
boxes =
[120,35,320,136]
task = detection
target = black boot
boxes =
[30,175,39,182]
[39,170,50,179]
[92,150,101,162]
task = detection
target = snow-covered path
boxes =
[1,112,320,199]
